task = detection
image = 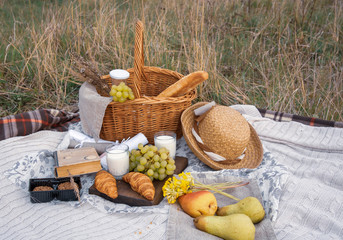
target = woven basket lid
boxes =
[181,102,263,170]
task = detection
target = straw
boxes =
[181,102,263,170]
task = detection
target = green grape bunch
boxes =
[109,81,135,103]
[129,143,176,181]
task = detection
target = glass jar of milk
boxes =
[154,131,176,159]
[106,143,130,180]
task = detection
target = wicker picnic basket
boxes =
[99,21,196,143]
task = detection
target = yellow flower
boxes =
[162,172,248,204]
[162,172,194,204]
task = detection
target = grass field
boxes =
[1,0,342,121]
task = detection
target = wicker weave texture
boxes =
[198,105,250,160]
[181,102,263,170]
[100,44,196,143]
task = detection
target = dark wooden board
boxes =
[89,156,188,206]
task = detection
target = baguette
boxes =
[157,71,208,97]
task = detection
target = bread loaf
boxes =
[94,170,118,199]
[157,71,208,97]
[123,172,155,201]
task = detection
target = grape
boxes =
[154,162,161,169]
[147,169,154,176]
[137,164,145,171]
[109,89,117,96]
[143,153,150,159]
[123,91,129,98]
[123,86,129,92]
[166,164,173,171]
[161,160,167,168]
[140,157,147,165]
[117,85,123,91]
[148,176,154,181]
[128,143,176,181]
[153,155,160,162]
[150,145,158,152]
[141,146,148,154]
[147,150,154,158]
[153,172,159,179]
[134,150,141,157]
[129,94,135,100]
[149,165,156,171]
[158,147,167,154]
[130,161,136,168]
[160,153,168,160]
[109,82,135,102]
[168,158,175,165]
[116,91,122,98]
[158,173,167,181]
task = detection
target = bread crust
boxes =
[123,172,155,201]
[157,71,208,97]
[94,170,118,199]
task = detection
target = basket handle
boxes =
[132,20,148,98]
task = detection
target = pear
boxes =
[194,214,255,240]
[178,190,218,218]
[217,197,265,223]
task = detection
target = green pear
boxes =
[217,197,265,224]
[194,214,255,240]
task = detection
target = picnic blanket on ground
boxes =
[0,109,80,140]
[1,105,343,239]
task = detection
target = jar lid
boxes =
[109,69,130,80]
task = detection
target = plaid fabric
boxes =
[258,108,343,128]
[0,109,80,141]
[1,107,342,141]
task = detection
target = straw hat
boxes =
[181,102,263,170]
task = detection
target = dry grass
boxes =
[1,0,342,121]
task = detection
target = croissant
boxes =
[94,170,118,199]
[123,172,155,201]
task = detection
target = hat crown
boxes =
[198,106,250,160]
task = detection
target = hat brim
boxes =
[181,102,263,170]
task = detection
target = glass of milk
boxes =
[106,143,130,180]
[154,131,176,159]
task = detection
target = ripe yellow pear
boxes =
[178,190,217,218]
[194,214,255,240]
[217,197,265,223]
